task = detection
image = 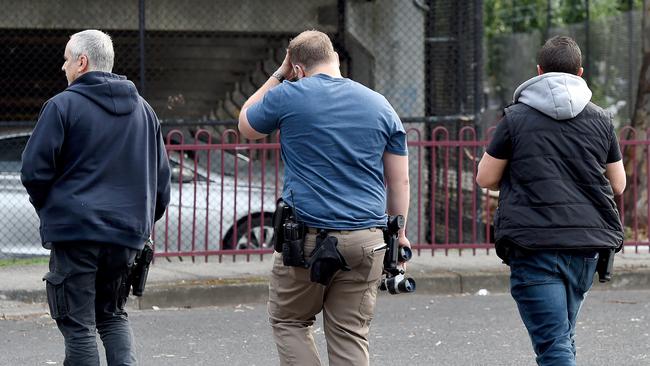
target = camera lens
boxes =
[386,277,400,294]
[379,274,416,294]
[379,279,388,292]
[397,277,416,293]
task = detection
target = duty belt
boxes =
[305,227,379,235]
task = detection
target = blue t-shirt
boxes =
[246,74,407,230]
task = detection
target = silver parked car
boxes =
[156,151,278,253]
[0,133,46,257]
[0,133,277,258]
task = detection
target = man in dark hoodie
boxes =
[476,36,626,365]
[21,29,170,366]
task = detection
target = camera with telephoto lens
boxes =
[379,215,416,294]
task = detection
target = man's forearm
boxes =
[241,75,281,112]
[386,182,409,237]
[238,74,282,140]
[242,50,294,112]
[384,153,410,238]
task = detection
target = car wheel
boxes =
[222,212,275,250]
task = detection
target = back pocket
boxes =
[578,254,599,292]
[509,251,559,285]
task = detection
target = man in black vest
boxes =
[476,36,626,365]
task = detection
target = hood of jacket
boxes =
[66,71,139,115]
[513,72,592,120]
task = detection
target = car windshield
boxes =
[0,133,275,189]
[168,152,211,183]
[0,134,30,173]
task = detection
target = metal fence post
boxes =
[139,0,146,97]
[545,0,552,41]
[628,0,635,121]
[584,0,591,86]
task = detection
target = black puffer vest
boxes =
[494,102,623,260]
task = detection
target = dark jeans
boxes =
[509,249,599,366]
[44,241,139,366]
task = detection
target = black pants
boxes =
[44,241,139,366]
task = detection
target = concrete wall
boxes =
[2,1,428,114]
[2,0,423,117]
[0,0,337,33]
[0,0,140,29]
[346,0,426,117]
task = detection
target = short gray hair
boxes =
[68,30,114,72]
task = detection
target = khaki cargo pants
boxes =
[268,228,386,366]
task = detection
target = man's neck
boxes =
[305,63,342,78]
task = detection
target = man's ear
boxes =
[78,55,89,73]
[537,65,544,76]
[577,67,584,77]
[293,64,305,79]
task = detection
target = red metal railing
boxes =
[618,127,650,253]
[154,127,650,260]
[153,128,281,261]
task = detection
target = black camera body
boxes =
[379,215,416,294]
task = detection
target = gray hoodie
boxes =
[513,72,592,120]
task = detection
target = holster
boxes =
[596,248,615,282]
[128,238,154,297]
[272,199,292,253]
[273,198,307,267]
[307,231,350,285]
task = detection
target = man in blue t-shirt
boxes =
[239,30,410,365]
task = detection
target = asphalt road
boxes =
[1,290,648,366]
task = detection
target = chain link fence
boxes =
[484,0,644,128]
[0,0,646,257]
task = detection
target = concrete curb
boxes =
[2,269,650,312]
[0,289,47,304]
[603,268,650,290]
[136,281,269,309]
[130,268,650,309]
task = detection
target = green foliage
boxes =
[0,257,49,267]
[484,0,643,120]
[484,0,643,38]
